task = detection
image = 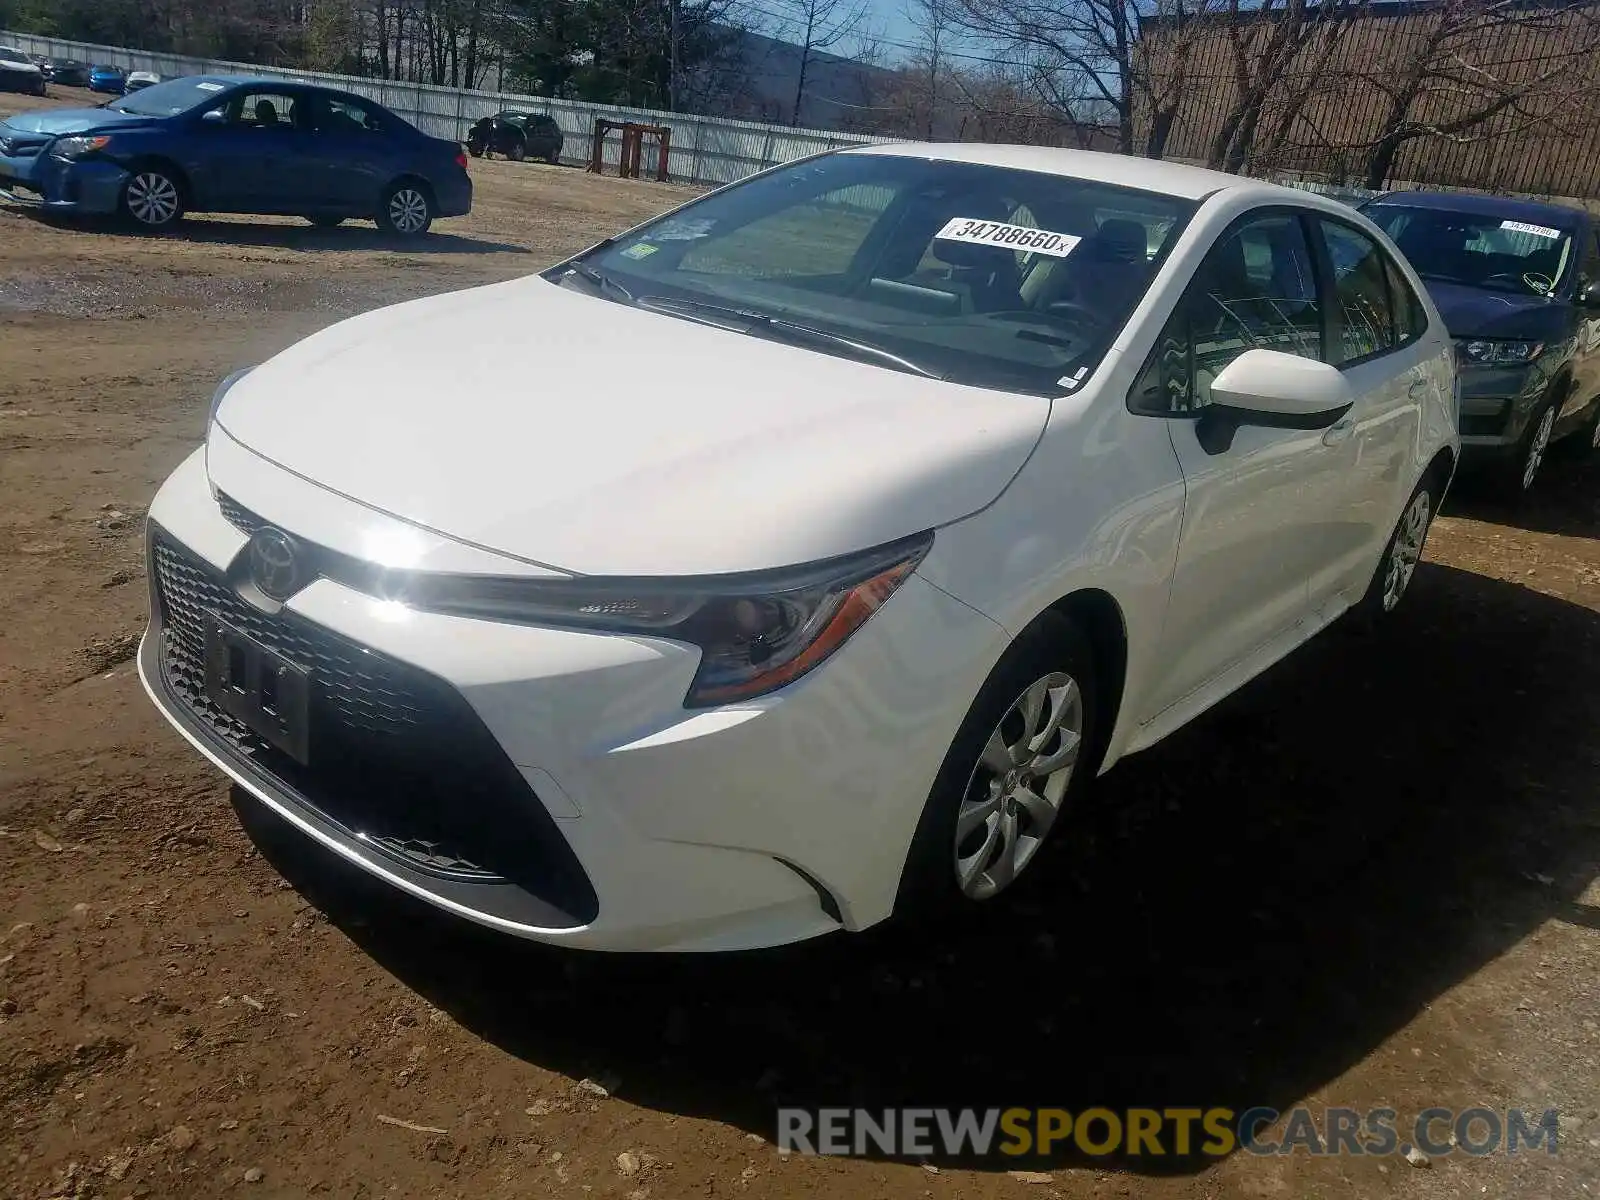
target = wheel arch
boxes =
[1028,587,1129,776]
[377,173,436,213]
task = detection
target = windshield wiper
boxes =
[552,253,634,304]
[637,296,944,381]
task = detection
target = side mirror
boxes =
[1197,348,1354,454]
[1579,280,1600,310]
[200,109,225,124]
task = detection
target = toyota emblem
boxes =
[248,526,303,601]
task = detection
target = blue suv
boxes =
[0,75,472,236]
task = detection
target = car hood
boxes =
[0,107,152,136]
[213,276,1051,577]
[0,60,41,74]
[1420,277,1569,341]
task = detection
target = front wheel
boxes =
[376,182,433,236]
[466,138,486,158]
[897,613,1098,917]
[1502,398,1557,497]
[120,167,184,230]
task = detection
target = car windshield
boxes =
[0,48,28,64]
[1364,203,1575,297]
[108,78,228,117]
[570,153,1196,397]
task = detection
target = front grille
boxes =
[217,492,264,537]
[150,529,597,920]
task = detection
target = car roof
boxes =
[1366,189,1587,228]
[843,142,1310,203]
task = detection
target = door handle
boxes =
[1408,379,1430,401]
[1322,416,1355,446]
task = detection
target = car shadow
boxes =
[235,561,1600,1175]
[1442,449,1600,539]
[28,209,531,255]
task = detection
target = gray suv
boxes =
[1360,190,1600,494]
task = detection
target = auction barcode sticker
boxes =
[1501,219,1561,239]
[935,217,1082,258]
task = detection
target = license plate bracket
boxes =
[203,614,311,765]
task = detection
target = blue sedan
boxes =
[0,75,472,235]
[88,65,125,94]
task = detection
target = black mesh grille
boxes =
[150,529,597,920]
[217,493,264,537]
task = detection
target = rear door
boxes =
[1309,216,1436,614]
[312,95,397,215]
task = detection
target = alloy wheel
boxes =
[953,671,1083,900]
[387,188,430,234]
[1523,406,1556,490]
[1382,490,1432,612]
[126,172,179,226]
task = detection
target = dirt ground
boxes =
[2,86,1598,1200]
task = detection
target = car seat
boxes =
[253,99,280,128]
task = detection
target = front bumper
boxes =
[0,150,125,214]
[138,446,1006,951]
[1455,361,1548,459]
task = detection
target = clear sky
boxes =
[744,0,963,67]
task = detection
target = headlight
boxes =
[396,532,934,707]
[1456,339,1543,366]
[50,135,112,160]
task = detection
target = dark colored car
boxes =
[1361,190,1600,493]
[88,66,127,94]
[0,76,473,235]
[49,60,90,88]
[0,46,47,96]
[466,110,562,163]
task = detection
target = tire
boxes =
[375,180,433,237]
[896,612,1099,918]
[1349,473,1438,628]
[120,165,184,230]
[547,146,562,165]
[1501,395,1558,498]
[306,215,344,228]
[466,140,486,159]
[507,137,527,162]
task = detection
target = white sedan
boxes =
[138,144,1459,952]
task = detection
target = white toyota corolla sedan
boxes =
[139,144,1459,952]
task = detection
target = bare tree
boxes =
[1353,0,1600,188]
[946,0,1144,152]
[1205,0,1367,174]
[902,0,957,138]
[774,0,870,125]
